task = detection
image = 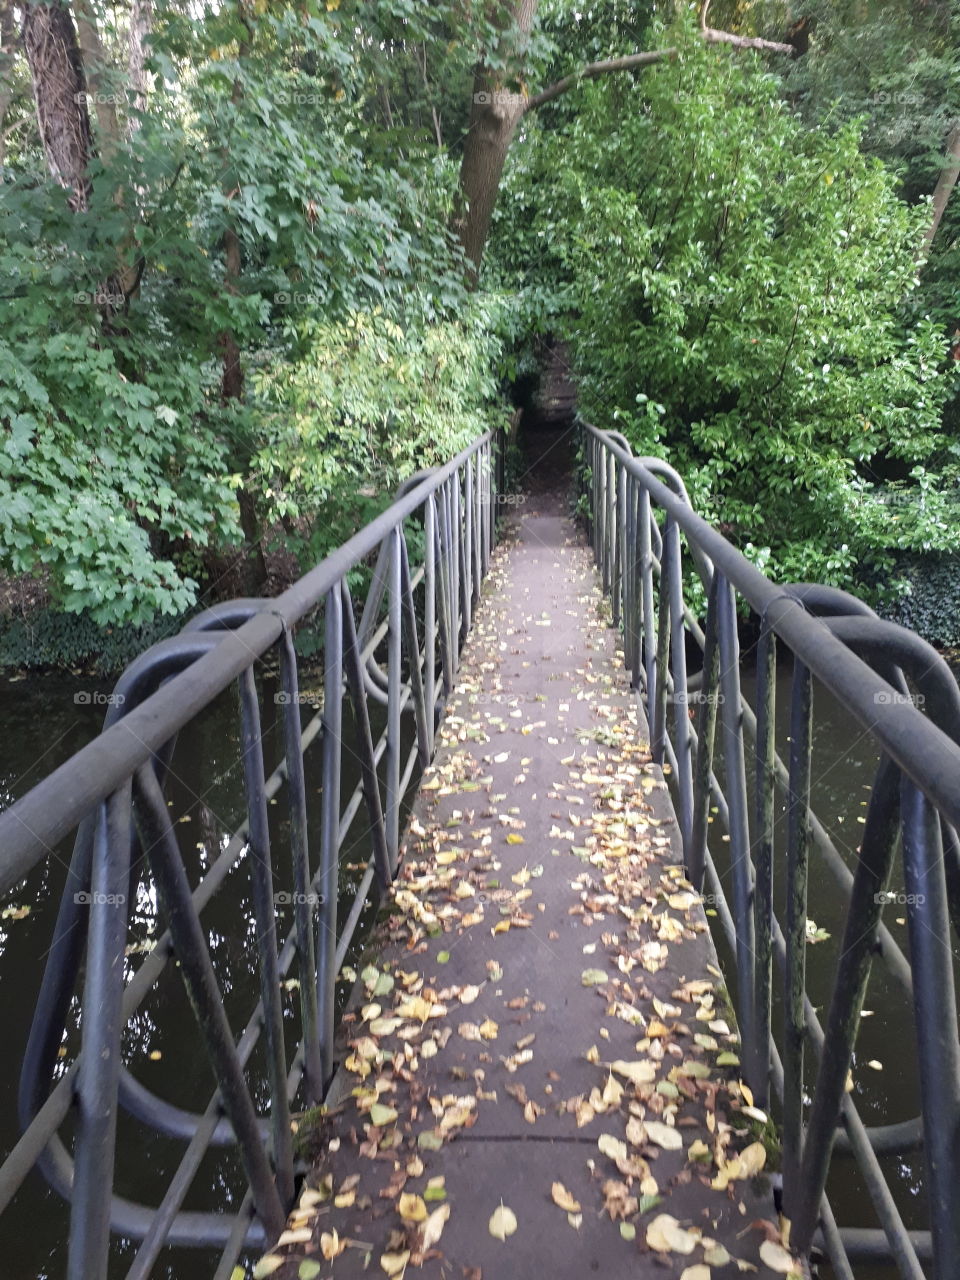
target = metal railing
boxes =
[0,431,499,1278]
[584,421,960,1280]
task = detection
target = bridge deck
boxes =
[263,482,791,1280]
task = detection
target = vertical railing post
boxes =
[385,527,403,869]
[638,486,656,712]
[68,786,132,1280]
[688,573,721,893]
[901,781,960,1279]
[278,629,323,1103]
[318,586,343,1084]
[716,576,757,1088]
[424,495,438,751]
[665,518,694,848]
[782,659,812,1209]
[239,668,294,1202]
[752,618,776,1108]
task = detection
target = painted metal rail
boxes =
[584,421,960,1280]
[0,431,499,1278]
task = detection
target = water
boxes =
[0,651,945,1278]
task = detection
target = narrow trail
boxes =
[264,459,791,1280]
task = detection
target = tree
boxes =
[455,0,794,273]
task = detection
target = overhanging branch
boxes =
[522,10,793,118]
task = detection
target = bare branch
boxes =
[524,17,793,116]
[701,27,794,54]
[523,48,676,114]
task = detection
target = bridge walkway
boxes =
[262,477,793,1280]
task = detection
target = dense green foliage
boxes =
[0,0,509,625]
[490,11,960,596]
[3,0,960,649]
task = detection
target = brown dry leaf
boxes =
[320,1230,346,1260]
[601,1180,638,1221]
[550,1182,581,1213]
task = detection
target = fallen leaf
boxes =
[369,1103,398,1127]
[252,1258,283,1279]
[609,1059,657,1084]
[551,1182,581,1213]
[644,1120,683,1150]
[680,1268,712,1280]
[399,1193,427,1223]
[646,1214,698,1255]
[489,1203,518,1240]
[759,1240,798,1273]
[422,1202,451,1250]
[380,1250,410,1277]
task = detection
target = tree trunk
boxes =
[455,0,536,277]
[127,0,152,124]
[22,1,92,210]
[923,121,960,253]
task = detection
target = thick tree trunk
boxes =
[924,121,960,253]
[127,0,152,123]
[455,0,536,277]
[22,1,91,209]
[456,75,526,274]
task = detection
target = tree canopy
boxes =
[1,0,958,631]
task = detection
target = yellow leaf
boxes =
[551,1181,581,1213]
[506,833,524,844]
[399,1193,427,1223]
[380,1250,410,1277]
[609,1059,657,1084]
